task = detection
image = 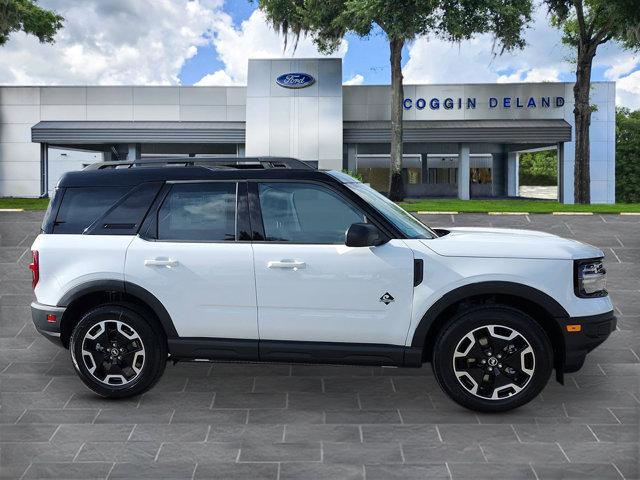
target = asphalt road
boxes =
[0,211,638,479]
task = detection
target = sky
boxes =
[0,0,638,108]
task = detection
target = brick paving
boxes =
[0,211,638,479]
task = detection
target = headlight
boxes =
[575,258,607,298]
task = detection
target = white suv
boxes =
[30,157,615,412]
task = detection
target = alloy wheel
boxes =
[452,324,535,400]
[80,320,146,386]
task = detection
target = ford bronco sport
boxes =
[30,157,615,412]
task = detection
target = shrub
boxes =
[519,150,558,186]
[616,108,640,203]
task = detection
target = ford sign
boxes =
[276,73,315,89]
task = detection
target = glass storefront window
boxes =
[358,167,389,192]
[471,168,492,184]
[407,168,421,185]
[428,168,458,185]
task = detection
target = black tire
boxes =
[432,305,553,413]
[69,303,167,398]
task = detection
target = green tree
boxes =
[0,0,63,46]
[519,150,558,186]
[544,0,640,204]
[258,0,533,200]
[616,107,640,203]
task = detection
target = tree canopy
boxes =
[260,0,533,56]
[546,0,640,51]
[259,0,533,200]
[0,0,64,46]
[544,0,640,203]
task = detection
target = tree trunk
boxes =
[573,45,595,204]
[388,36,405,201]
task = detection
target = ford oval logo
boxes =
[276,73,315,89]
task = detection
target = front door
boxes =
[125,181,257,340]
[251,181,414,346]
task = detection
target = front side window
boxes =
[158,182,236,241]
[258,182,365,244]
[345,181,437,239]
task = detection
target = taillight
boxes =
[29,250,39,289]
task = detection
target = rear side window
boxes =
[54,187,129,234]
[157,182,237,241]
[86,182,163,236]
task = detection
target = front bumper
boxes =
[559,310,616,373]
[31,302,66,347]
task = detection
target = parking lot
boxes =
[0,211,638,480]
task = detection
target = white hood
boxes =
[422,227,604,260]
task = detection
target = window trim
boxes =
[51,185,131,235]
[143,180,244,244]
[249,179,390,245]
[83,182,164,236]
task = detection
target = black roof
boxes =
[57,156,340,188]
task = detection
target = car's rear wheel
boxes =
[432,305,553,412]
[70,304,166,398]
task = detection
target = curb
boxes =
[0,208,24,212]
[552,212,594,216]
[412,211,639,216]
[416,211,458,215]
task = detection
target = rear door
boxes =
[125,181,258,340]
[251,181,415,346]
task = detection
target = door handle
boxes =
[267,260,306,270]
[144,258,179,267]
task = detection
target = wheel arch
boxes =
[412,281,568,379]
[58,280,178,348]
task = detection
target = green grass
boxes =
[400,199,640,214]
[0,198,50,210]
[2,196,639,214]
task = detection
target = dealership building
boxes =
[0,58,616,203]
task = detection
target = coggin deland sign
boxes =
[403,95,565,110]
[275,71,566,112]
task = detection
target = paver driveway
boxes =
[0,211,638,480]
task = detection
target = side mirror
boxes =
[345,223,387,247]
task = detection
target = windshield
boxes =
[345,181,437,239]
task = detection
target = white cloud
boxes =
[497,67,561,83]
[195,70,237,86]
[604,54,639,81]
[616,70,640,110]
[343,74,364,85]
[403,9,572,85]
[402,6,639,108]
[197,9,348,86]
[0,0,224,85]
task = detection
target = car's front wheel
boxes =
[432,305,553,412]
[69,304,166,398]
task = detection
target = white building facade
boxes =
[0,58,616,203]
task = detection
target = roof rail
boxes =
[84,156,315,171]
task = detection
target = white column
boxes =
[507,151,519,197]
[127,144,140,160]
[558,142,573,204]
[457,143,470,200]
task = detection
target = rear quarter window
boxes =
[53,186,130,234]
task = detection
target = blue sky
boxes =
[178,3,402,86]
[1,0,637,107]
[177,0,624,87]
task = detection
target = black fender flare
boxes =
[58,279,178,338]
[410,281,569,348]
